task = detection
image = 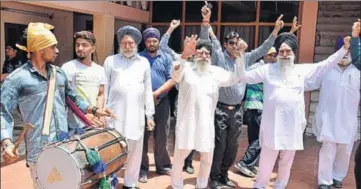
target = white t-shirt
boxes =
[61,59,106,128]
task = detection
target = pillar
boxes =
[93,14,114,65]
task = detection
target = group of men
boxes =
[1,5,361,189]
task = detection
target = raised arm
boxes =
[351,19,360,70]
[172,34,199,83]
[245,15,283,66]
[159,20,181,61]
[200,7,225,67]
[289,16,302,34]
[217,43,266,87]
[303,37,349,81]
[171,58,187,83]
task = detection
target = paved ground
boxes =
[1,119,358,189]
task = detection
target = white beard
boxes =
[277,55,295,81]
[120,47,138,58]
[194,58,211,74]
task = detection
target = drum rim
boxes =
[35,145,82,188]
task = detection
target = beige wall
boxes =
[1,2,74,68]
[21,1,150,24]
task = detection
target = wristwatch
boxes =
[92,106,99,116]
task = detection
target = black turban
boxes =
[274,32,298,53]
[196,40,212,54]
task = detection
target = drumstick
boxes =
[13,123,35,154]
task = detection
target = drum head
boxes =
[36,147,81,189]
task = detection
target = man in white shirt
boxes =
[305,37,360,189]
[170,35,245,189]
[62,31,106,128]
[237,32,350,189]
[103,25,155,189]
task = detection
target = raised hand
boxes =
[352,18,360,37]
[274,14,285,33]
[201,6,211,22]
[170,19,181,30]
[234,39,247,57]
[290,16,301,33]
[237,39,248,52]
[182,35,200,59]
[344,36,351,50]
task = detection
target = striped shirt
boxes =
[244,61,265,110]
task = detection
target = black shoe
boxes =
[234,162,256,177]
[123,186,140,189]
[318,185,331,189]
[219,176,236,188]
[156,168,171,175]
[210,180,222,189]
[183,165,194,174]
[333,179,343,188]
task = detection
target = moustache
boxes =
[279,56,293,59]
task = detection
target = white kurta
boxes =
[239,48,347,150]
[306,64,360,144]
[104,54,155,140]
[171,58,243,152]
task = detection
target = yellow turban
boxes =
[16,22,58,53]
[267,47,276,55]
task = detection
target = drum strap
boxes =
[41,66,56,136]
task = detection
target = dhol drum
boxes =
[36,128,128,189]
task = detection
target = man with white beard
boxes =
[236,32,350,189]
[103,25,155,189]
[304,36,359,189]
[170,35,246,189]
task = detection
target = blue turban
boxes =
[335,37,344,51]
[117,25,142,45]
[143,28,160,41]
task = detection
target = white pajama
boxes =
[123,137,144,187]
[318,142,354,185]
[171,148,214,189]
[254,146,296,189]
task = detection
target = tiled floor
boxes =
[1,126,358,189]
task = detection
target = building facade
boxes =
[0,1,359,139]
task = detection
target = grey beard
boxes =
[120,47,138,58]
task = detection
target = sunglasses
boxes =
[228,41,238,46]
